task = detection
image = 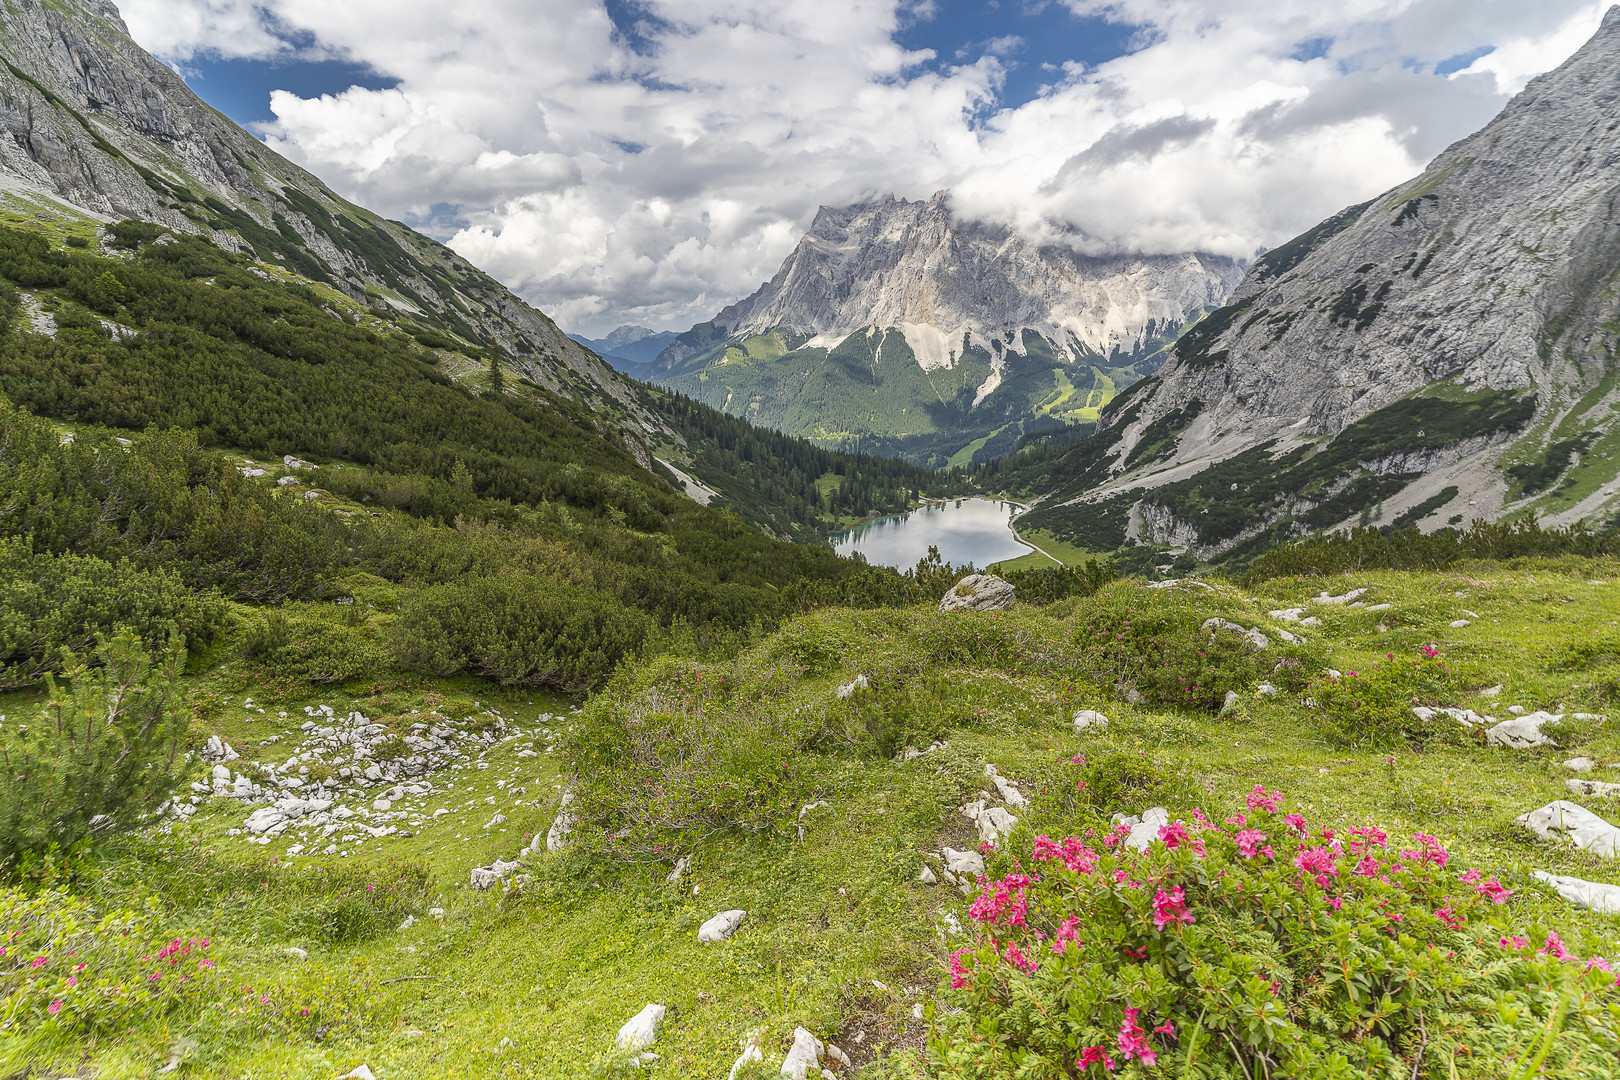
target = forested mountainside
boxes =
[646,192,1243,467]
[0,0,960,544]
[1005,7,1620,567]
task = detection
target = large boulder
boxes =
[780,1027,825,1080]
[697,909,746,943]
[615,1003,666,1051]
[1533,871,1620,914]
[939,574,1015,613]
[1516,800,1620,858]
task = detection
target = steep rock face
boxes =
[0,0,625,405]
[649,192,1242,464]
[658,192,1242,374]
[1020,7,1620,556]
[1094,6,1620,526]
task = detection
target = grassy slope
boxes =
[11,559,1620,1076]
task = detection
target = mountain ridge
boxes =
[1008,6,1620,564]
[646,191,1244,465]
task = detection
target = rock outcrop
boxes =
[939,574,1015,613]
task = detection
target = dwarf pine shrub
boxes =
[0,631,190,867]
[390,574,651,692]
[242,609,384,685]
[0,539,226,688]
[927,787,1620,1078]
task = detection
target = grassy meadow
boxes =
[8,557,1620,1077]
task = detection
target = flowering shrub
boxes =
[0,886,380,1039]
[1313,648,1469,746]
[927,788,1620,1077]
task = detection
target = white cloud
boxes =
[120,0,1611,336]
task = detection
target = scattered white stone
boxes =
[1269,608,1305,622]
[470,859,522,890]
[1574,713,1607,722]
[338,1067,375,1080]
[1479,684,1504,698]
[972,805,1018,846]
[1411,706,1493,728]
[202,735,239,763]
[1123,807,1171,852]
[983,764,1027,808]
[1255,684,1279,698]
[917,864,937,884]
[728,1030,767,1080]
[1565,757,1597,773]
[615,1003,666,1051]
[1220,690,1240,714]
[835,674,870,699]
[483,814,507,829]
[1533,871,1620,914]
[941,847,985,878]
[1365,603,1393,612]
[1567,778,1620,799]
[546,791,575,852]
[666,856,690,886]
[1315,588,1368,605]
[1300,616,1322,627]
[397,915,415,931]
[939,574,1015,613]
[285,947,308,961]
[826,1043,853,1068]
[781,1027,826,1080]
[1487,711,1563,749]
[1144,578,1215,591]
[698,909,746,943]
[1461,609,1479,619]
[277,475,300,487]
[1449,619,1472,629]
[1517,801,1620,858]
[1072,709,1109,733]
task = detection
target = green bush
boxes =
[928,788,1620,1078]
[0,631,190,866]
[390,575,651,692]
[1066,582,1278,711]
[0,539,226,687]
[243,610,385,685]
[1312,647,1471,747]
[562,656,824,857]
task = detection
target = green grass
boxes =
[14,559,1620,1076]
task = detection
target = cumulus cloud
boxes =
[121,0,1610,335]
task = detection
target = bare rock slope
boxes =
[1022,7,1620,557]
[0,0,625,405]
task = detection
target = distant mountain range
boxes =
[568,325,679,376]
[639,192,1244,466]
[1009,4,1620,563]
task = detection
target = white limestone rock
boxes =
[939,574,1015,613]
[1566,778,1620,799]
[1564,757,1597,773]
[835,674,870,699]
[1516,800,1620,858]
[1072,709,1109,732]
[1487,711,1563,749]
[697,909,746,943]
[546,792,575,853]
[470,859,522,891]
[615,1003,666,1051]
[941,846,985,878]
[1533,871,1620,914]
[983,764,1027,808]
[974,806,1018,846]
[781,1027,825,1080]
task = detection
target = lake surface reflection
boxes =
[831,498,1031,571]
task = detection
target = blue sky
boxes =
[123,0,1611,335]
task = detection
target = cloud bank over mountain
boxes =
[122,0,1609,336]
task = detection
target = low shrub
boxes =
[0,632,190,867]
[0,540,226,688]
[242,610,385,685]
[928,788,1620,1078]
[562,657,824,858]
[390,574,651,693]
[1065,582,1280,711]
[1312,647,1470,747]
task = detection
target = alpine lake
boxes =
[830,497,1033,571]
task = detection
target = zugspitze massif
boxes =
[647,192,1245,466]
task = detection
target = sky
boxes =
[120,0,1612,338]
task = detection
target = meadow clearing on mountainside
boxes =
[6,558,1620,1077]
